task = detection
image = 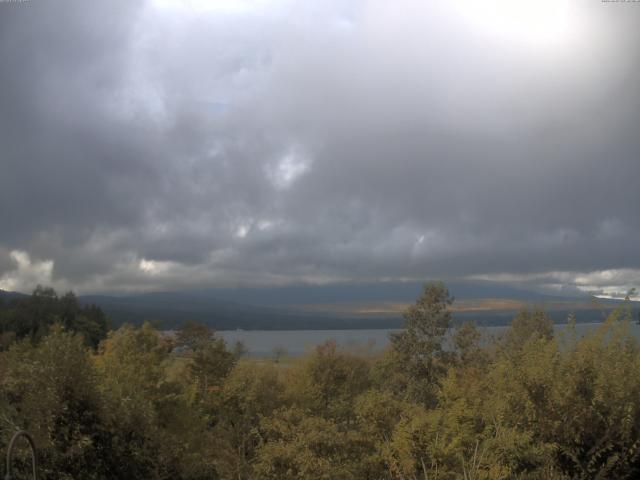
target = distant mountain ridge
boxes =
[166,280,568,306]
[78,281,615,330]
[0,289,28,301]
[5,282,636,330]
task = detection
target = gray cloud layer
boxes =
[1,0,639,295]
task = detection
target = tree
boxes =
[0,286,109,349]
[189,336,236,395]
[501,308,553,354]
[452,321,486,367]
[286,340,371,421]
[96,323,212,479]
[254,407,371,480]
[385,281,454,405]
[273,345,287,363]
[0,325,109,479]
[233,340,248,359]
[213,361,285,479]
[175,320,214,352]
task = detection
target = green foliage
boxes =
[0,326,108,479]
[385,281,454,405]
[96,323,213,479]
[254,344,377,479]
[212,361,285,479]
[0,286,109,349]
[254,407,372,480]
[189,337,236,395]
[452,321,486,367]
[175,320,214,351]
[500,308,554,354]
[175,321,237,397]
[285,340,371,421]
[0,282,639,479]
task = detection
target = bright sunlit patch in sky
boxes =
[235,224,250,239]
[454,0,573,47]
[139,258,173,275]
[150,0,267,14]
[266,150,312,190]
[0,251,54,292]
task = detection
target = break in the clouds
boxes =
[0,0,639,296]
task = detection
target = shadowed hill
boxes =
[75,281,637,330]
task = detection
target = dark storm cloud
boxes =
[0,0,639,294]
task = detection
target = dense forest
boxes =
[1,282,639,479]
[0,286,109,350]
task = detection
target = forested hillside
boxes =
[1,282,640,479]
[0,285,109,349]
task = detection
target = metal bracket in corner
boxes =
[5,430,37,480]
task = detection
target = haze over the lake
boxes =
[1,0,639,298]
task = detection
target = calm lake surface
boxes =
[218,322,640,357]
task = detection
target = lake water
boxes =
[218,322,640,358]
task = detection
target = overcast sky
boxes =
[0,0,639,297]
